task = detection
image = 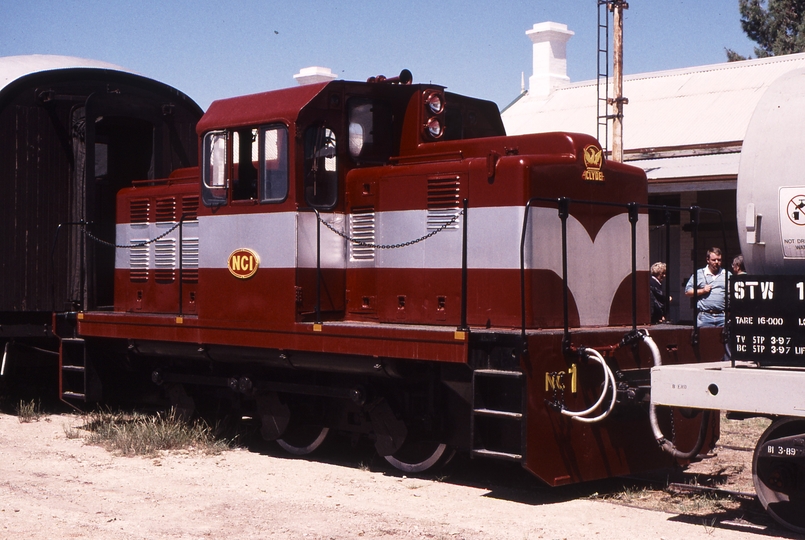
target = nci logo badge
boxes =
[228,248,260,279]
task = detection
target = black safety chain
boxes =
[83,220,185,249]
[316,209,464,249]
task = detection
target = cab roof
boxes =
[197,82,329,134]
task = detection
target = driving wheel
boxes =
[277,425,329,456]
[384,440,454,474]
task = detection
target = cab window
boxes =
[347,98,393,164]
[232,128,258,200]
[201,130,227,206]
[201,125,289,206]
[260,125,289,203]
[304,125,338,208]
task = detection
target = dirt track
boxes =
[0,413,794,540]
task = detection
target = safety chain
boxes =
[83,220,184,249]
[316,209,464,249]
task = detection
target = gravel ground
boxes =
[0,411,796,540]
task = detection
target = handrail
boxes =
[519,198,730,356]
[459,199,469,332]
[298,208,323,325]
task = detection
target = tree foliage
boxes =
[726,0,805,61]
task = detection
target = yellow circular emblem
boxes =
[227,248,260,279]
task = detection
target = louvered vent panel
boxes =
[155,197,177,223]
[349,208,376,261]
[154,238,176,282]
[427,176,461,230]
[130,199,150,224]
[181,237,199,283]
[182,196,199,221]
[130,241,149,282]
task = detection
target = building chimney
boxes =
[294,66,337,85]
[526,22,574,97]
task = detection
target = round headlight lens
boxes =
[426,117,443,138]
[425,92,443,114]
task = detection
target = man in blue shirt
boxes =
[685,247,730,327]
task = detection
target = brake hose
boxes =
[560,347,618,423]
[643,331,711,460]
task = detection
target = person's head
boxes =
[650,262,667,281]
[706,247,722,274]
[732,254,745,274]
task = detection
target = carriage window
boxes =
[260,125,289,203]
[202,130,227,206]
[304,125,338,208]
[232,128,258,200]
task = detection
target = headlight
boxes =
[426,117,443,138]
[425,91,443,114]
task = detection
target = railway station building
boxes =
[501,22,805,323]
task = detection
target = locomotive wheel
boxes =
[277,425,329,456]
[752,417,805,533]
[383,440,453,474]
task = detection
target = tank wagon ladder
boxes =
[470,366,526,462]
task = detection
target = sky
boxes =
[1,1,757,111]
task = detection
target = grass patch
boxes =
[79,408,230,457]
[16,399,43,423]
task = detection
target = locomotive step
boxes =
[471,449,523,462]
[61,365,85,373]
[60,337,85,343]
[473,369,524,378]
[472,408,523,419]
[61,391,86,400]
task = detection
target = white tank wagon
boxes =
[652,67,805,534]
[737,67,805,274]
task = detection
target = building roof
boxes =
[0,54,131,94]
[501,52,805,186]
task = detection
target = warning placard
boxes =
[780,187,805,258]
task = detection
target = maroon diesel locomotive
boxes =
[54,70,721,483]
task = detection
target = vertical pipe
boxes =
[690,206,700,346]
[611,1,627,162]
[315,210,322,325]
[178,217,184,317]
[664,209,671,320]
[558,198,570,352]
[519,200,535,352]
[628,203,638,331]
[460,199,468,331]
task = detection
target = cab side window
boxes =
[260,125,289,203]
[347,98,393,164]
[201,125,289,206]
[232,128,258,200]
[304,125,338,208]
[201,130,227,206]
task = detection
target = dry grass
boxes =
[598,412,770,520]
[78,408,230,457]
[16,399,44,423]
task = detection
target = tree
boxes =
[726,0,805,61]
